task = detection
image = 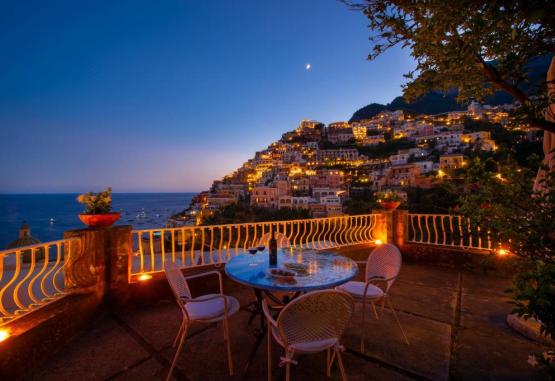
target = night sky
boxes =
[0,0,414,193]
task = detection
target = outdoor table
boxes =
[224,249,358,376]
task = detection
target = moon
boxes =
[305,63,311,70]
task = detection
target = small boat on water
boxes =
[136,209,147,219]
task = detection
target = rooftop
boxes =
[33,245,549,381]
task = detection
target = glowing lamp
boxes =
[0,329,10,342]
[138,273,152,282]
[374,239,383,245]
[496,248,510,257]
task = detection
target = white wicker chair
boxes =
[262,290,355,381]
[164,261,240,381]
[336,243,409,351]
[257,231,291,249]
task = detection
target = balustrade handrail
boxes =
[130,214,381,280]
[134,214,372,232]
[408,213,492,250]
[0,237,80,326]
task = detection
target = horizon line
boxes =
[0,191,202,195]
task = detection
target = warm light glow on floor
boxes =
[0,329,10,342]
[138,273,152,281]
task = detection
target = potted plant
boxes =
[375,190,402,211]
[77,187,120,227]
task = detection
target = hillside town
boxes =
[173,101,537,225]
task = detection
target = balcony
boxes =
[0,213,551,380]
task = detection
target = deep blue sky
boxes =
[0,0,414,193]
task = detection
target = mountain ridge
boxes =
[350,54,552,122]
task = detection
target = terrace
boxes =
[0,212,551,380]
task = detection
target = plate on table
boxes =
[266,267,297,281]
[283,262,309,276]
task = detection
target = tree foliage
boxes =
[456,157,555,374]
[345,0,555,132]
[203,201,310,225]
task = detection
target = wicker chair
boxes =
[336,243,409,351]
[164,261,240,381]
[262,290,355,381]
[257,231,291,249]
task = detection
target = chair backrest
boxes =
[164,261,192,301]
[276,290,354,348]
[365,243,402,292]
[257,231,290,249]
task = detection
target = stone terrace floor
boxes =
[33,247,550,381]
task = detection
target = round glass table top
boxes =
[224,249,358,292]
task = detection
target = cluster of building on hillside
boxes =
[173,102,531,225]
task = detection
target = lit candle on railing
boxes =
[0,329,10,342]
[495,248,510,257]
[138,273,152,282]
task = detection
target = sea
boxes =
[0,193,195,249]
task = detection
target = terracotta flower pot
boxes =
[380,201,401,211]
[78,212,121,228]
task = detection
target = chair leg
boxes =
[387,298,410,345]
[285,362,291,381]
[223,318,234,376]
[267,323,272,381]
[371,301,380,320]
[326,348,331,377]
[335,347,348,381]
[167,323,188,381]
[284,349,295,381]
[360,302,366,352]
[172,319,186,348]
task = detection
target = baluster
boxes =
[171,230,176,263]
[161,229,166,270]
[14,247,36,310]
[138,232,145,273]
[149,231,155,272]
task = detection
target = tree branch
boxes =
[528,118,555,134]
[476,55,529,105]
[474,55,555,133]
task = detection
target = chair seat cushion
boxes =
[185,294,239,320]
[269,325,338,353]
[337,281,384,300]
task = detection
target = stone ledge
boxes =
[0,293,101,380]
